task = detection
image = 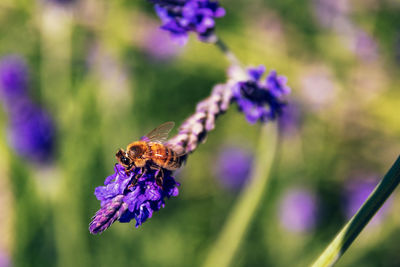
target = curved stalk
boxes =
[311,156,400,267]
[215,38,242,68]
[203,123,279,267]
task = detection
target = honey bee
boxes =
[115,122,184,186]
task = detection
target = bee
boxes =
[115,122,184,186]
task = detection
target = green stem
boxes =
[214,38,242,68]
[202,123,279,267]
[39,5,91,267]
[311,155,400,267]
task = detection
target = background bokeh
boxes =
[1,0,400,266]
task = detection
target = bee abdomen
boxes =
[150,144,182,170]
[164,147,182,170]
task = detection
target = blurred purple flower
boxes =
[0,55,28,105]
[149,0,225,45]
[143,27,182,61]
[90,164,180,234]
[133,16,182,61]
[312,0,350,29]
[336,28,381,63]
[0,250,11,267]
[47,0,76,6]
[7,99,56,163]
[353,30,379,62]
[299,65,337,111]
[343,177,392,226]
[214,146,253,190]
[278,101,302,137]
[279,187,318,233]
[313,0,380,63]
[231,65,290,124]
[0,54,56,164]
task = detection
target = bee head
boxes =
[116,149,133,169]
[128,145,141,158]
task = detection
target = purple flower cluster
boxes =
[89,164,180,234]
[232,65,291,124]
[0,55,55,163]
[7,100,55,163]
[0,55,28,104]
[149,0,226,45]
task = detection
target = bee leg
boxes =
[124,165,134,175]
[127,181,135,190]
[154,168,161,177]
[127,168,143,190]
[128,168,145,189]
[139,167,147,178]
[127,173,140,190]
[155,168,164,189]
[155,175,164,189]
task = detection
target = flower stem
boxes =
[202,123,278,267]
[215,38,242,67]
[311,155,400,267]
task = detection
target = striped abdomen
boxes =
[149,143,182,170]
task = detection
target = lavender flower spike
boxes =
[232,66,291,124]
[89,195,128,234]
[90,66,290,233]
[167,83,232,154]
[149,0,226,45]
[167,67,291,154]
[90,83,232,234]
[90,164,179,234]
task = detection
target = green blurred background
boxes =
[1,0,400,266]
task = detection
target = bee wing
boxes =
[141,121,175,144]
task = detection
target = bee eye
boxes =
[121,157,130,165]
